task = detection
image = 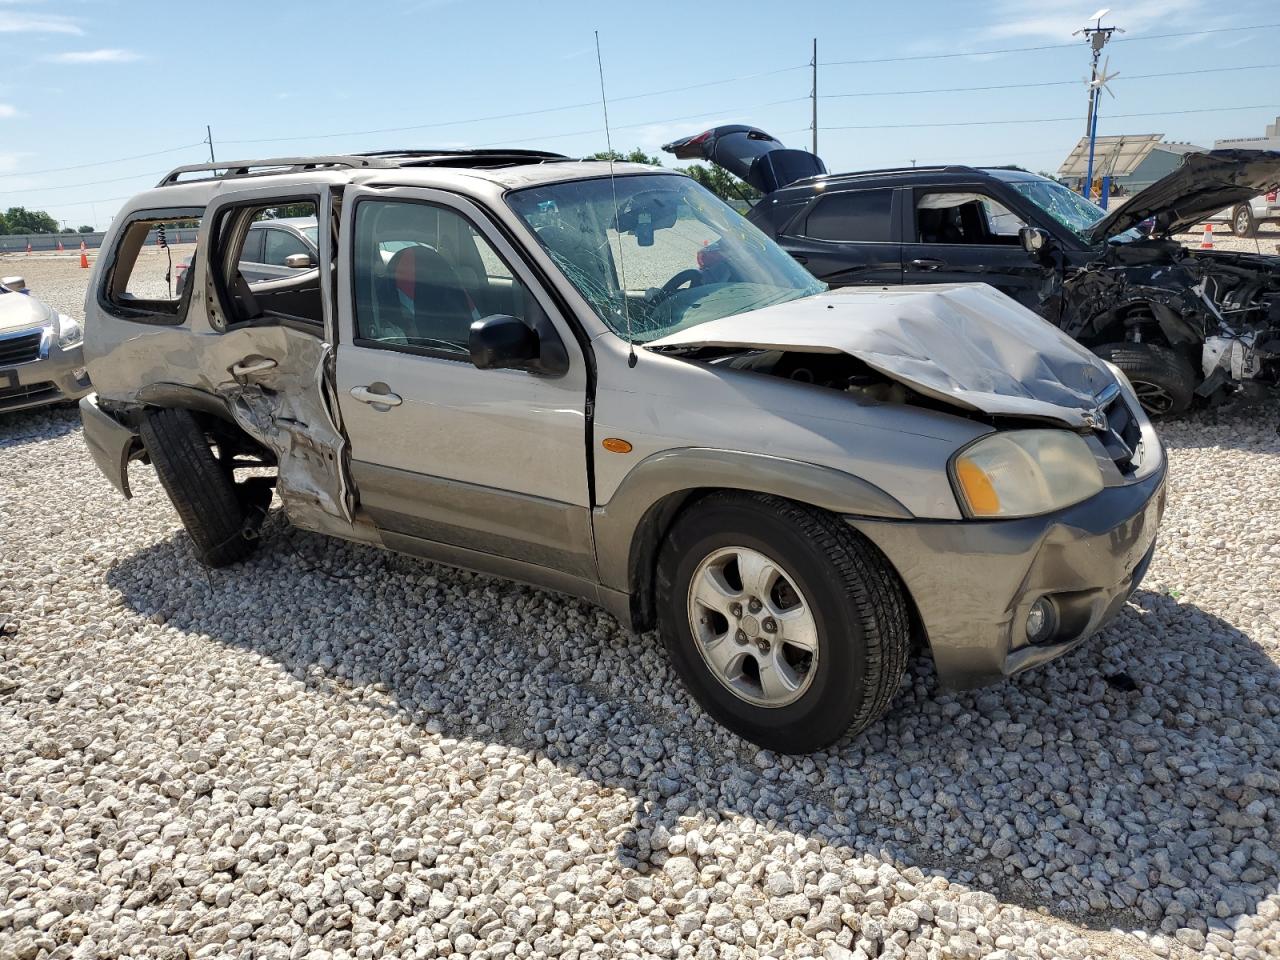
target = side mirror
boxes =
[284,253,315,269]
[1,276,27,293]
[470,314,540,371]
[1019,226,1051,255]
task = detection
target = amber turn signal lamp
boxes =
[602,437,633,454]
[954,458,1001,516]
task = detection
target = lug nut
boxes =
[748,597,762,613]
[735,629,748,644]
[755,638,771,654]
[730,602,743,618]
[762,617,777,634]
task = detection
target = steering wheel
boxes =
[650,268,704,306]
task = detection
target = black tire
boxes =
[1093,342,1197,417]
[138,408,261,566]
[655,492,910,753]
[1232,205,1256,238]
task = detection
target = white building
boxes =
[1214,116,1280,152]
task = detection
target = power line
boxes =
[223,64,809,147]
[0,169,170,197]
[822,22,1280,67]
[0,142,205,180]
[823,103,1280,131]
[822,63,1280,99]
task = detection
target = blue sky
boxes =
[1,0,1277,228]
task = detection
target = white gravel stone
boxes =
[1,281,1278,959]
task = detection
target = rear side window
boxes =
[802,190,893,242]
[101,210,203,323]
[240,229,265,263]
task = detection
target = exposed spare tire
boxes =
[138,407,267,566]
[1092,342,1197,417]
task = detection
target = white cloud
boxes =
[0,12,82,34]
[0,104,17,119]
[977,0,1206,42]
[44,48,142,64]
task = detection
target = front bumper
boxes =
[848,461,1167,690]
[0,327,91,413]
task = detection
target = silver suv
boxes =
[79,151,1166,752]
[1210,189,1280,236]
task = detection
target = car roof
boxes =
[774,164,1045,196]
[250,216,317,230]
[119,152,672,217]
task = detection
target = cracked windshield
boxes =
[1007,177,1139,243]
[507,174,824,342]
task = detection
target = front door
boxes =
[901,186,1047,313]
[334,188,594,579]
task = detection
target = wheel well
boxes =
[140,403,275,470]
[623,488,928,656]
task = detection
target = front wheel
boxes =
[656,492,911,753]
[1232,205,1256,237]
[1093,342,1197,417]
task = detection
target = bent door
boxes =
[334,187,595,579]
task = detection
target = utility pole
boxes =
[205,125,216,163]
[810,38,818,156]
[1075,9,1122,199]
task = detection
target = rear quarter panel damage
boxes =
[86,324,352,532]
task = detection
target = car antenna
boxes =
[595,30,637,368]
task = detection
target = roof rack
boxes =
[157,148,572,187]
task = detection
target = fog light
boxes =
[1026,597,1057,644]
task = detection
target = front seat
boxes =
[385,245,478,348]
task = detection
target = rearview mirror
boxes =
[470,314,540,371]
[284,253,315,269]
[1019,226,1051,255]
[617,191,679,247]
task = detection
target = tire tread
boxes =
[138,408,256,567]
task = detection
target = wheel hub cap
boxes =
[686,546,819,708]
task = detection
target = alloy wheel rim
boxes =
[686,545,819,708]
[1132,379,1174,414]
[1236,211,1250,234]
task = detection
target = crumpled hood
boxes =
[1086,149,1280,243]
[646,283,1118,428]
[0,290,53,335]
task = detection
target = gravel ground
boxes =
[2,263,1279,960]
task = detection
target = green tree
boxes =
[682,163,761,205]
[2,206,59,234]
[77,225,94,233]
[588,148,662,166]
[0,211,8,236]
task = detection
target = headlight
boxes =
[951,429,1103,518]
[55,312,83,350]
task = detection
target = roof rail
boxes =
[157,148,573,187]
[157,155,397,187]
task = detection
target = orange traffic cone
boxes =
[80,240,89,269]
[57,239,64,253]
[1201,223,1214,249]
[25,240,31,256]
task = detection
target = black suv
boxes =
[665,126,1280,415]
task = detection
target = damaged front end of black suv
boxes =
[1055,151,1280,413]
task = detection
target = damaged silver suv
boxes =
[80,151,1167,752]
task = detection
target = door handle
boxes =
[230,357,277,377]
[910,258,945,270]
[350,385,403,407]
